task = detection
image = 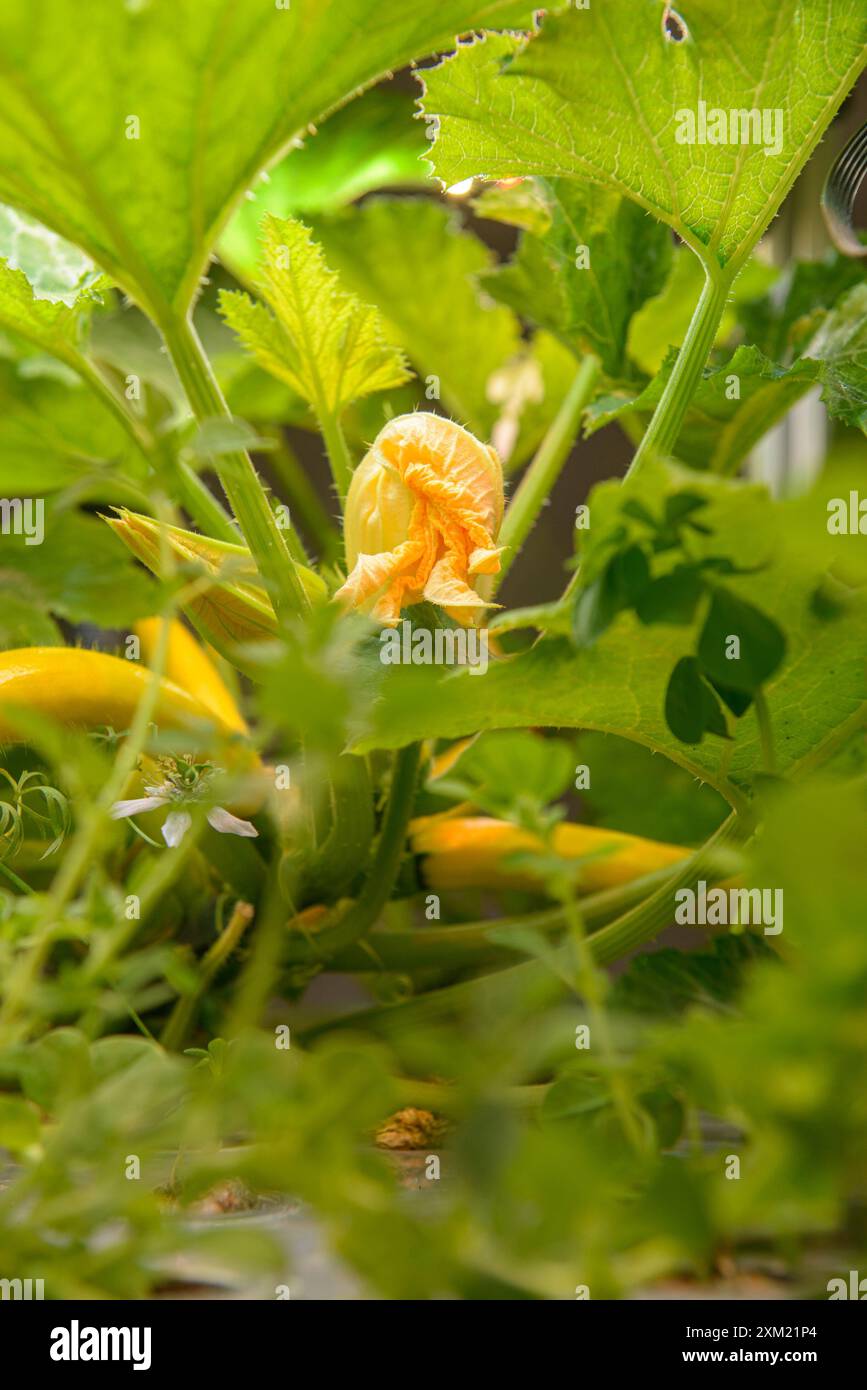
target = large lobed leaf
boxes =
[421,3,867,273]
[353,465,867,798]
[0,0,539,320]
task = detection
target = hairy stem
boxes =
[317,407,355,507]
[266,429,341,563]
[497,354,601,587]
[159,313,311,619]
[627,268,733,480]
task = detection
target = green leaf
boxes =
[311,197,521,442]
[220,215,411,416]
[0,361,144,494]
[736,251,865,363]
[574,732,728,844]
[805,283,867,433]
[697,588,787,694]
[0,1094,42,1156]
[665,654,729,744]
[6,507,154,627]
[572,545,651,647]
[219,87,430,282]
[353,464,867,796]
[584,345,820,475]
[479,178,671,375]
[610,934,774,1017]
[471,179,553,235]
[221,215,413,416]
[635,566,704,626]
[422,5,867,273]
[0,0,538,319]
[431,729,574,816]
[0,576,62,649]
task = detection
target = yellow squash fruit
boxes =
[0,647,233,745]
[336,413,505,626]
[134,618,248,735]
[410,815,690,894]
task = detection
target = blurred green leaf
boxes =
[0,1094,41,1155]
[6,506,154,626]
[479,178,671,375]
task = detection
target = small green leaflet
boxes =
[421,3,867,274]
[219,215,412,416]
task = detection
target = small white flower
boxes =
[110,756,258,846]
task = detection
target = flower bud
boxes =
[106,509,325,664]
[336,413,505,626]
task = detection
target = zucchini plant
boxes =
[0,0,866,1301]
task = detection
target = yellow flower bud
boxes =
[336,413,505,627]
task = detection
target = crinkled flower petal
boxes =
[110,796,169,820]
[337,414,504,627]
[162,810,192,847]
[423,555,489,612]
[207,806,259,838]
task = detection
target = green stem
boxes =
[497,354,601,587]
[303,754,374,901]
[158,313,311,620]
[0,858,33,894]
[290,743,422,962]
[317,407,354,506]
[627,268,733,480]
[161,899,254,1051]
[294,865,678,972]
[301,812,744,1040]
[266,429,341,563]
[557,880,644,1151]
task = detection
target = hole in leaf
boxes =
[662,5,689,42]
